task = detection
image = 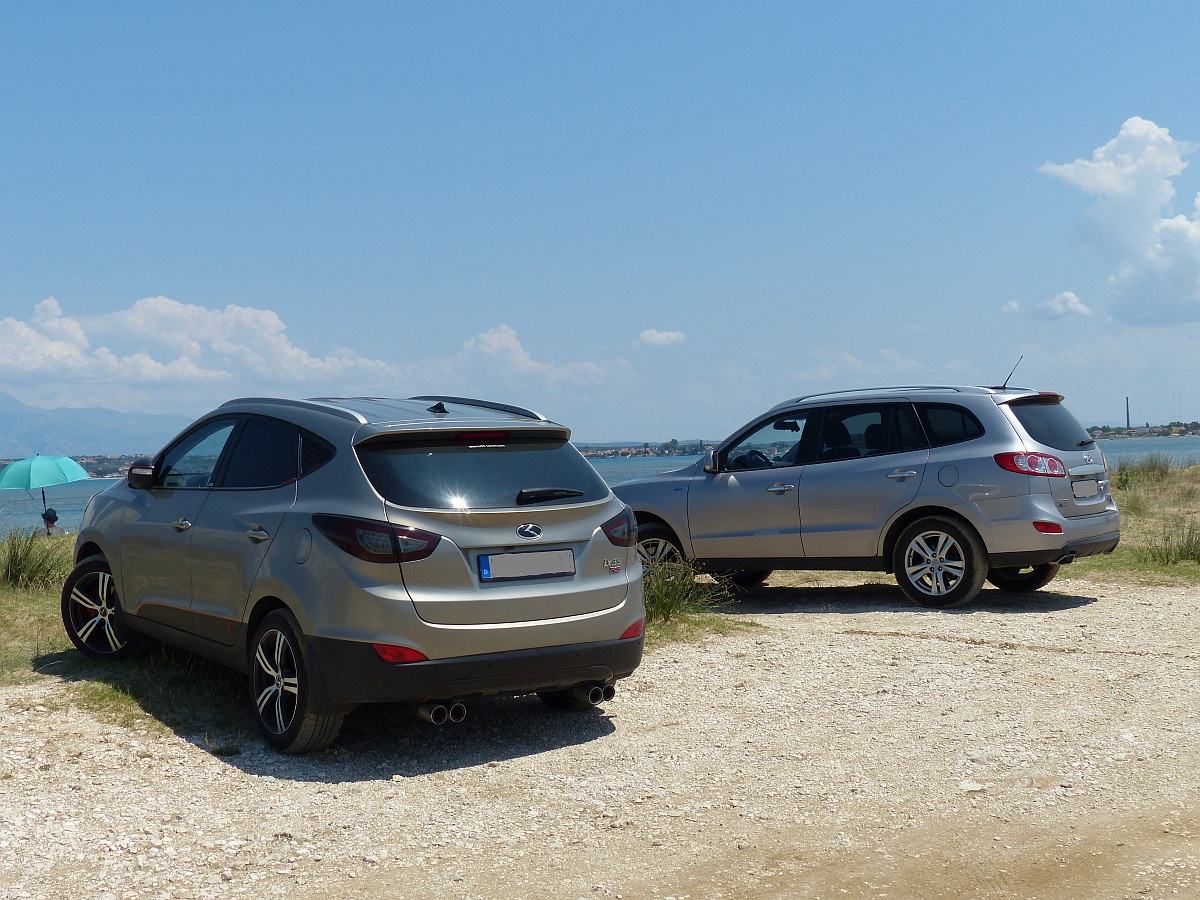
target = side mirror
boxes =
[702,449,719,474]
[127,458,155,490]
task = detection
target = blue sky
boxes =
[4,3,1200,442]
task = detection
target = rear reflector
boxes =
[620,619,645,640]
[1033,521,1064,534]
[372,643,429,663]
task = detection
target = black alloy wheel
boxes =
[250,609,343,754]
[61,556,143,660]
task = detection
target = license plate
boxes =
[479,549,575,581]
[1072,479,1100,499]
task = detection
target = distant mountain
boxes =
[0,393,192,457]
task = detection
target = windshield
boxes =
[357,432,610,510]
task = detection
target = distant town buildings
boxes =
[578,440,714,459]
[1088,422,1200,439]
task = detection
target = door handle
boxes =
[246,527,271,543]
[172,517,193,532]
[766,483,796,494]
[886,470,918,481]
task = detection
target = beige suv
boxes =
[62,396,645,752]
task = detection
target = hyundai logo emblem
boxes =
[517,523,542,540]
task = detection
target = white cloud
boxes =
[0,298,631,415]
[1000,301,1021,315]
[1033,291,1091,319]
[1042,117,1200,325]
[636,328,686,347]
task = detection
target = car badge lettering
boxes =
[517,523,542,540]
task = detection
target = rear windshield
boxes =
[1006,398,1093,452]
[356,432,610,510]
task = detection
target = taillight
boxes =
[312,514,442,563]
[994,451,1067,477]
[393,526,441,562]
[602,507,637,547]
[371,643,429,663]
[620,618,646,640]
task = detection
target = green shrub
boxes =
[1113,452,1173,490]
[1134,516,1200,566]
[0,529,72,591]
[642,558,734,624]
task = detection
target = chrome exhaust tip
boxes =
[571,684,613,707]
[418,703,449,725]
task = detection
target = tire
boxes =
[986,563,1060,593]
[61,556,145,660]
[250,610,343,754]
[726,569,772,590]
[892,516,987,609]
[636,523,683,567]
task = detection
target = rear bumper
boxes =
[989,531,1120,568]
[307,634,645,707]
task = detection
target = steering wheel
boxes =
[746,449,773,468]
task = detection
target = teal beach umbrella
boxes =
[0,454,92,512]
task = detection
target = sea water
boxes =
[2,438,1194,536]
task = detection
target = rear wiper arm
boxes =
[516,487,585,505]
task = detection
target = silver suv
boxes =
[62,396,645,752]
[615,385,1119,608]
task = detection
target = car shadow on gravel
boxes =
[36,647,619,783]
[285,695,621,782]
[722,581,1099,616]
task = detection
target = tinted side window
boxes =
[892,403,928,453]
[1007,399,1091,452]
[301,432,336,476]
[914,403,985,447]
[222,417,301,489]
[158,419,238,488]
[812,404,927,463]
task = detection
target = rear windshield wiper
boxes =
[516,487,585,505]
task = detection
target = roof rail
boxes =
[220,397,368,423]
[409,395,546,421]
[775,385,973,405]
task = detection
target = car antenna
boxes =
[1000,355,1023,390]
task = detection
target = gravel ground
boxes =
[2,571,1198,899]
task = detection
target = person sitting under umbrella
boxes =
[38,508,66,537]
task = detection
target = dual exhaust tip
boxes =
[575,683,616,706]
[417,682,616,724]
[417,701,467,725]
